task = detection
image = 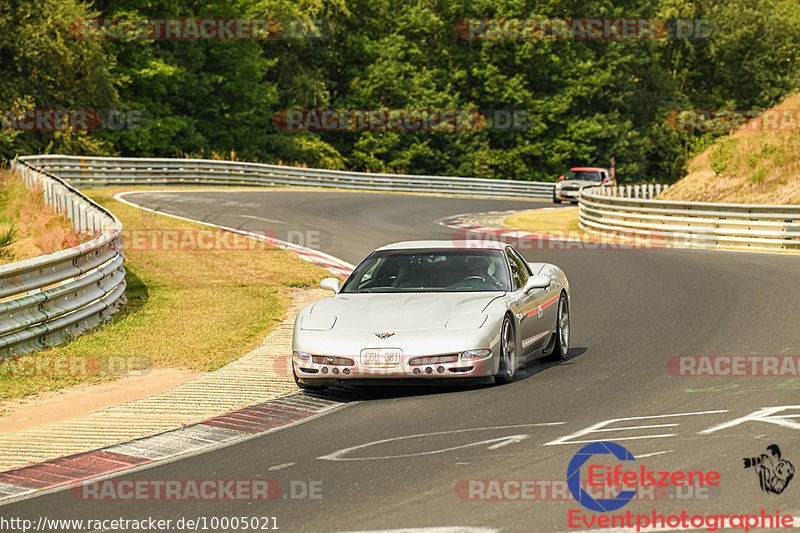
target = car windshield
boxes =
[340,249,512,293]
[566,170,603,181]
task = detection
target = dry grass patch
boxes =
[0,187,328,402]
[0,167,87,264]
[663,93,800,204]
[504,207,581,234]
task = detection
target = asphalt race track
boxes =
[4,190,800,532]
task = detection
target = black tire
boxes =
[293,372,328,391]
[553,293,570,360]
[553,196,562,204]
[496,316,517,384]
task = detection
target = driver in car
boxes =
[464,256,503,289]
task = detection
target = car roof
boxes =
[375,240,507,251]
[570,167,607,172]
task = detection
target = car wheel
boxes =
[553,196,562,204]
[496,316,516,384]
[293,371,327,391]
[553,293,570,359]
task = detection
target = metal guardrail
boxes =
[603,184,670,199]
[1,160,127,356]
[17,155,555,199]
[579,186,800,251]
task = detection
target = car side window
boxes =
[506,249,528,289]
[511,248,532,277]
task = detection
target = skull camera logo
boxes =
[743,444,794,495]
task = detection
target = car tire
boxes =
[293,372,328,391]
[496,316,516,384]
[553,196,562,204]
[553,293,570,360]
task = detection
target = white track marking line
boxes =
[268,462,295,471]
[319,423,563,461]
[636,450,673,458]
[235,214,285,224]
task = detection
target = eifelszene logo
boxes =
[743,444,794,495]
[567,441,721,512]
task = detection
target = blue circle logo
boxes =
[567,441,637,512]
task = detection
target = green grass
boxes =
[0,170,24,261]
[749,168,766,184]
[0,187,328,402]
[0,223,15,259]
[709,137,738,175]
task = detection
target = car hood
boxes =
[308,292,504,331]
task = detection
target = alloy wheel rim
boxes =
[559,299,569,354]
[502,320,515,376]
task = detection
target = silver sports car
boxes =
[291,240,570,389]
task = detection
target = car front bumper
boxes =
[293,351,497,382]
[555,188,581,200]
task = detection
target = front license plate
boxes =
[360,348,402,367]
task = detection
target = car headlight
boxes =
[293,351,311,362]
[555,182,563,189]
[461,349,492,361]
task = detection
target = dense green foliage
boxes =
[1,0,798,182]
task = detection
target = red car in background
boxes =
[553,167,615,204]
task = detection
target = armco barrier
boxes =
[17,155,555,199]
[579,186,800,251]
[0,160,126,356]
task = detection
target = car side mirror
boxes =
[320,277,341,294]
[522,275,550,294]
